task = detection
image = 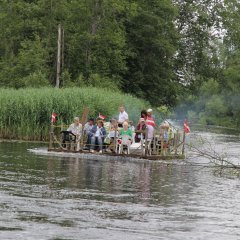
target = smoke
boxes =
[173,92,240,130]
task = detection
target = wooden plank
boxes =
[81,107,89,124]
[80,107,89,149]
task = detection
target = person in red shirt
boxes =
[146,109,155,140]
[146,109,156,127]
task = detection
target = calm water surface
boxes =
[1,132,240,240]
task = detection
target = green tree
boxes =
[64,0,132,87]
[13,35,50,87]
[173,0,225,89]
[122,0,179,106]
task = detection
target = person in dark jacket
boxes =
[140,110,148,121]
[90,120,106,153]
[135,117,146,143]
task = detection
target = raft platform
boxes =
[48,110,186,161]
[48,148,185,161]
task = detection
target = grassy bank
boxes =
[0,87,150,141]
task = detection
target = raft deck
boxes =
[48,148,185,161]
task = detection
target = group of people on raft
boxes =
[67,105,172,153]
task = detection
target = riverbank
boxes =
[0,87,150,141]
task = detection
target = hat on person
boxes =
[147,108,153,113]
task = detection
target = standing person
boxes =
[146,109,155,127]
[90,120,106,153]
[67,117,83,151]
[146,109,156,140]
[118,105,129,127]
[83,118,94,149]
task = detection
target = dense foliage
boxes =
[0,0,178,106]
[174,1,240,127]
[1,0,240,127]
[0,87,150,140]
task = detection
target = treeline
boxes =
[0,0,178,106]
[1,0,240,126]
[175,0,240,127]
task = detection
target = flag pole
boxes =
[49,111,54,149]
[182,119,190,155]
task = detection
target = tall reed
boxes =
[0,87,152,140]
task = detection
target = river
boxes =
[0,131,240,240]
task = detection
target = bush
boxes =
[0,87,150,140]
[21,71,50,87]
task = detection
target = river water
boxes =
[1,132,240,240]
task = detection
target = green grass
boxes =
[0,87,152,141]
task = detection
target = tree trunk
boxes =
[61,28,64,69]
[56,24,62,88]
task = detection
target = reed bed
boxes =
[0,87,150,141]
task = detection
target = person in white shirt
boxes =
[67,117,82,137]
[67,117,83,151]
[118,106,129,127]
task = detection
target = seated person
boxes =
[90,120,106,153]
[83,118,94,149]
[104,121,111,136]
[135,118,146,143]
[109,119,118,139]
[67,117,83,151]
[160,121,172,146]
[67,117,82,140]
[106,119,118,152]
[117,121,132,154]
[119,121,132,144]
[84,118,94,134]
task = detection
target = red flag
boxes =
[51,112,57,123]
[184,119,190,133]
[98,113,106,120]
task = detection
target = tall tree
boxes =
[123,0,179,106]
[173,0,225,89]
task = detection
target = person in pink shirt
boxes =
[145,109,155,140]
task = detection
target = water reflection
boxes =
[43,154,195,206]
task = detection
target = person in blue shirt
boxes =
[83,118,95,150]
[90,120,106,153]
